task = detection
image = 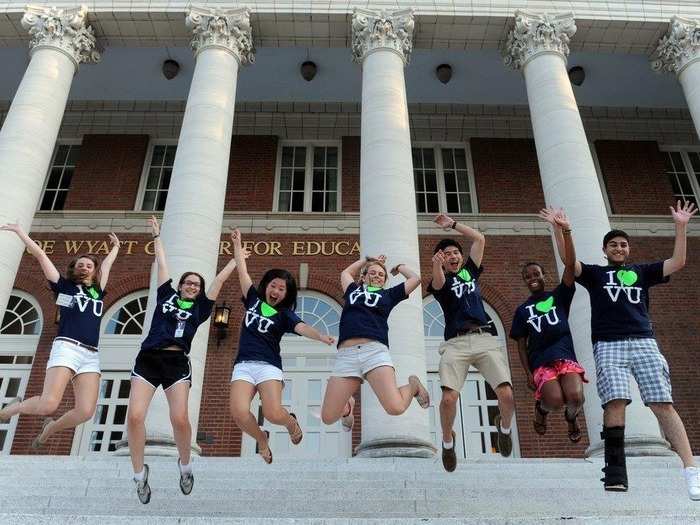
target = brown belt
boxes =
[55,336,98,353]
[456,326,485,336]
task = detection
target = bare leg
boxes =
[560,373,585,415]
[440,387,459,443]
[365,366,416,416]
[603,399,626,427]
[494,383,515,428]
[126,378,157,474]
[164,382,192,466]
[229,381,266,444]
[38,372,100,444]
[649,403,696,468]
[539,380,565,412]
[0,367,73,419]
[321,376,361,425]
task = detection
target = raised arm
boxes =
[431,250,447,291]
[663,200,697,277]
[0,223,60,283]
[515,338,535,391]
[540,207,582,277]
[434,214,485,267]
[553,210,577,287]
[99,233,121,290]
[207,239,251,301]
[149,216,169,286]
[390,263,421,296]
[231,229,253,297]
[294,322,336,345]
[341,256,371,293]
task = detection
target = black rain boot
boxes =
[601,426,628,491]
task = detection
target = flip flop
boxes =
[257,430,273,464]
[341,398,355,432]
[287,413,303,445]
[565,409,582,443]
[533,401,548,435]
[409,375,430,409]
[31,417,53,450]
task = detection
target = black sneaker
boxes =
[441,430,457,473]
[178,459,194,495]
[135,464,151,504]
[494,415,513,457]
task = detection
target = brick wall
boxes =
[595,140,674,215]
[64,135,149,211]
[342,137,360,212]
[470,138,545,214]
[225,136,278,212]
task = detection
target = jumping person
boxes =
[429,213,515,471]
[320,254,430,432]
[229,229,335,465]
[563,201,698,498]
[510,208,586,442]
[127,216,240,504]
[0,223,120,448]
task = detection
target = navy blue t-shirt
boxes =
[575,261,668,343]
[235,287,303,370]
[337,282,408,347]
[50,277,105,348]
[140,280,214,355]
[510,282,577,371]
[428,257,488,341]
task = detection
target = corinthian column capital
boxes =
[504,10,576,70]
[21,4,100,69]
[351,8,415,65]
[651,16,700,75]
[186,5,255,64]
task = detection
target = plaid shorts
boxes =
[593,338,673,407]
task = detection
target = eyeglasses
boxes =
[183,280,201,288]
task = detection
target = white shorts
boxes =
[332,341,394,381]
[46,338,101,376]
[231,361,284,386]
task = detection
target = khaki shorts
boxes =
[438,332,511,392]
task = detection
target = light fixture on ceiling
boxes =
[162,59,180,80]
[568,65,585,86]
[301,60,317,81]
[436,64,453,84]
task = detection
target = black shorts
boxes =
[131,349,191,390]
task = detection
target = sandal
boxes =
[533,401,548,435]
[31,417,53,450]
[341,397,355,432]
[409,375,430,409]
[0,396,22,423]
[565,408,582,443]
[257,430,273,464]
[287,413,303,445]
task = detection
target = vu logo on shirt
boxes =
[245,299,275,333]
[162,294,194,321]
[603,270,641,304]
[525,296,560,333]
[348,287,381,307]
[73,288,104,317]
[450,275,476,299]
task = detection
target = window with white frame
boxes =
[1,294,42,336]
[664,150,700,206]
[294,292,341,337]
[39,143,81,211]
[276,143,340,212]
[413,145,477,214]
[140,143,177,211]
[104,294,148,335]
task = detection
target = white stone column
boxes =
[351,8,434,458]
[652,17,700,140]
[0,5,99,321]
[140,6,254,456]
[505,11,672,457]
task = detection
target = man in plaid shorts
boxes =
[568,201,698,499]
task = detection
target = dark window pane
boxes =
[0,356,13,363]
[6,377,20,397]
[326,147,338,167]
[118,380,131,399]
[156,191,168,211]
[61,168,74,189]
[454,149,467,169]
[164,146,176,166]
[678,174,694,195]
[426,193,439,213]
[313,147,325,167]
[689,152,700,173]
[146,168,161,189]
[412,148,421,167]
[293,169,305,190]
[53,191,68,211]
[0,430,6,450]
[425,173,438,192]
[416,194,425,213]
[142,191,156,211]
[47,167,63,188]
[414,172,425,192]
[669,175,682,195]
[671,152,685,172]
[325,192,337,212]
[100,379,113,399]
[40,191,56,211]
[456,171,469,192]
[278,192,291,211]
[459,193,472,213]
[151,146,165,167]
[280,169,292,191]
[446,194,459,213]
[53,145,69,165]
[160,168,172,189]
[281,147,294,167]
[423,149,435,169]
[444,173,457,192]
[485,381,497,400]
[312,169,324,191]
[664,152,674,172]
[15,356,33,364]
[66,146,81,166]
[291,192,304,212]
[442,149,454,170]
[311,192,324,212]
[326,169,337,190]
[114,405,127,425]
[294,147,306,167]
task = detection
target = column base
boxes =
[113,438,202,458]
[585,434,674,458]
[355,437,436,458]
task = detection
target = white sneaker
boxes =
[685,466,700,501]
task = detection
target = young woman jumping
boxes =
[320,255,429,432]
[127,216,241,504]
[0,223,120,448]
[228,229,335,465]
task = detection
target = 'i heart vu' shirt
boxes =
[50,277,105,348]
[575,261,668,343]
[235,287,303,370]
[509,281,577,371]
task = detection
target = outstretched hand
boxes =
[390,264,403,276]
[538,207,561,226]
[670,200,698,226]
[231,228,242,247]
[148,216,160,237]
[108,232,120,247]
[0,223,23,236]
[320,335,336,346]
[432,250,446,266]
[434,213,455,229]
[553,209,571,230]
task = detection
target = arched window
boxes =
[423,296,501,338]
[103,292,148,335]
[0,292,42,335]
[293,291,341,337]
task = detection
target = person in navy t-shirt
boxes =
[228,229,335,466]
[319,254,429,434]
[510,209,587,443]
[558,201,699,499]
[127,216,242,504]
[0,223,120,450]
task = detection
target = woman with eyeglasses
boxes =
[126,216,245,505]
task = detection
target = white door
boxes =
[241,371,351,458]
[0,365,31,455]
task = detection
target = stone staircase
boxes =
[0,455,698,524]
